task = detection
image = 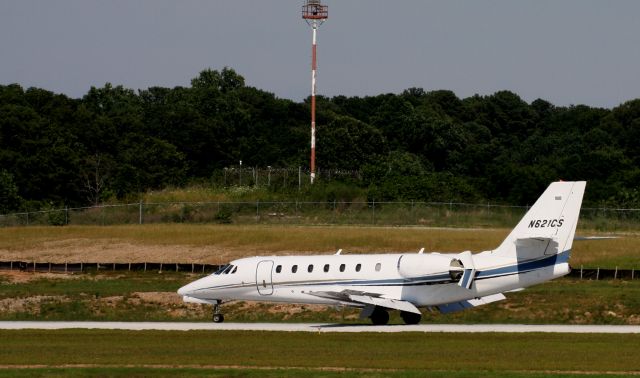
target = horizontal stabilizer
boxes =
[574,236,619,241]
[436,293,506,314]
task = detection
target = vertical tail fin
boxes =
[493,181,586,261]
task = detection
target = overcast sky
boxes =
[1,1,639,108]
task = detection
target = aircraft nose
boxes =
[177,283,193,296]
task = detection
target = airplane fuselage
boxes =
[179,251,569,307]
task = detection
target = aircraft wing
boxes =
[307,290,421,314]
[182,296,220,305]
[349,294,421,314]
[436,293,506,314]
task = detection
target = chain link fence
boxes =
[2,200,640,230]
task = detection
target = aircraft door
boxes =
[256,260,274,295]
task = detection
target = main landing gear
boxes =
[368,307,423,325]
[369,307,390,325]
[400,310,422,325]
[212,301,224,323]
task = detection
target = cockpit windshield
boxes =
[213,264,238,275]
[214,264,230,275]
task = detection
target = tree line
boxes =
[1,67,640,213]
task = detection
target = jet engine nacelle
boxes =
[397,254,463,282]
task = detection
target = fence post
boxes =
[26,212,29,226]
[256,200,260,222]
[65,207,69,225]
[596,267,600,280]
[632,269,635,280]
[139,201,143,224]
[333,200,336,223]
[372,200,376,225]
[411,200,415,225]
[614,266,618,280]
[580,265,583,280]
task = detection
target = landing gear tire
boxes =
[400,311,422,325]
[369,307,390,325]
[212,313,224,323]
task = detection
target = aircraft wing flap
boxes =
[306,290,421,314]
[436,293,506,314]
[348,294,421,314]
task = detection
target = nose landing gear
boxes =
[212,302,224,323]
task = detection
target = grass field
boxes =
[2,369,637,378]
[0,224,638,267]
[1,271,639,325]
[1,224,639,377]
[0,330,638,377]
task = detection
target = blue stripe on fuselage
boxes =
[189,250,571,292]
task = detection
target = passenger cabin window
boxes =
[292,265,298,273]
[323,264,330,272]
[375,263,381,272]
[276,265,282,273]
[355,263,362,272]
[339,264,345,272]
[308,264,314,273]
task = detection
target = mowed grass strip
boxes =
[0,224,637,267]
[0,224,506,252]
[0,330,639,373]
[0,368,636,378]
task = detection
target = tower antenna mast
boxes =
[302,0,328,184]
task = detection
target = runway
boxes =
[1,321,639,333]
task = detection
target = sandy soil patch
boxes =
[0,271,83,283]
[0,241,242,264]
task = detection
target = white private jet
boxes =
[178,181,586,325]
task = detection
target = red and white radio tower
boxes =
[302,0,328,184]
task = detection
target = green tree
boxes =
[0,170,22,213]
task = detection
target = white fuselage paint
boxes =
[178,252,569,308]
